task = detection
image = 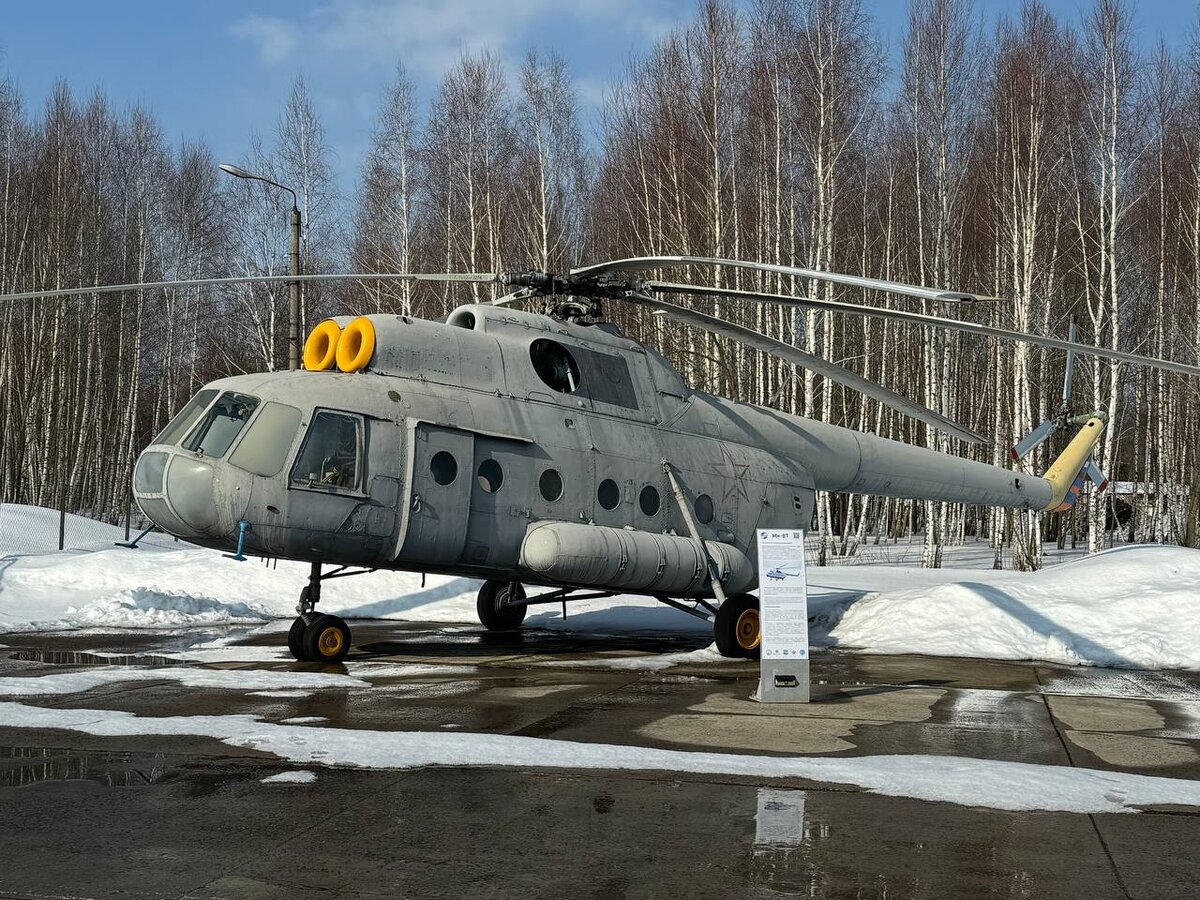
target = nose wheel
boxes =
[287,563,353,663]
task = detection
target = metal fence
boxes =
[0,502,176,557]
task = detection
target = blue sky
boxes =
[2,0,1197,195]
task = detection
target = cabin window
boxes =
[155,389,218,446]
[639,485,661,516]
[477,459,504,493]
[597,478,620,510]
[230,402,302,477]
[430,451,458,485]
[290,411,361,490]
[530,339,580,394]
[574,347,638,409]
[183,391,260,458]
[694,493,714,524]
[539,468,563,502]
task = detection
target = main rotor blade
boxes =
[574,255,997,303]
[625,292,987,445]
[0,272,500,303]
[648,281,1200,380]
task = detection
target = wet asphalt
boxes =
[0,621,1197,899]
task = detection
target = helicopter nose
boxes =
[164,457,219,531]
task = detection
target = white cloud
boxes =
[230,0,675,76]
[230,14,302,65]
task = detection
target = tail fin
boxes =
[1041,416,1107,511]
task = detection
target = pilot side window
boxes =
[290,411,362,491]
[155,389,217,446]
[229,402,302,477]
[182,392,260,458]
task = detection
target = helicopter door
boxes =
[463,435,535,568]
[399,424,473,566]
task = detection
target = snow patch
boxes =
[0,667,369,696]
[4,701,1198,815]
[260,770,317,784]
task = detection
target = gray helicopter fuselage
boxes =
[132,303,1050,599]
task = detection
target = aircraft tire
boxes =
[714,594,761,659]
[287,616,308,661]
[477,581,527,631]
[302,614,352,664]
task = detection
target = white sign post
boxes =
[754,528,810,702]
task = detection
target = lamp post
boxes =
[219,163,302,371]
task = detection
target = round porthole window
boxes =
[639,485,661,516]
[477,459,504,493]
[694,493,714,524]
[539,468,564,501]
[597,478,620,510]
[530,339,581,394]
[430,451,457,485]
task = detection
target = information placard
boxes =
[756,529,809,660]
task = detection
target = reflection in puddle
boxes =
[750,788,820,890]
[0,745,171,788]
[754,788,806,849]
[10,649,182,667]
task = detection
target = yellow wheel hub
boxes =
[735,607,761,651]
[316,626,345,657]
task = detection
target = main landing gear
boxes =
[472,579,761,661]
[713,593,761,660]
[476,580,528,631]
[288,562,352,663]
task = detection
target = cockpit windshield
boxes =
[290,411,361,490]
[155,389,218,446]
[183,392,260,458]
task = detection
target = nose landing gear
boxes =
[287,562,353,664]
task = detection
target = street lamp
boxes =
[219,163,303,371]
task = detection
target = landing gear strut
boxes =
[288,562,352,663]
[476,580,528,631]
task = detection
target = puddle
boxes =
[9,649,183,667]
[0,745,172,788]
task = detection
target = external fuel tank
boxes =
[519,521,755,596]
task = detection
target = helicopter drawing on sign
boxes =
[8,255,1197,662]
[765,565,805,581]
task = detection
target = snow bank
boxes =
[815,545,1200,670]
[0,534,708,636]
[5,700,1198,815]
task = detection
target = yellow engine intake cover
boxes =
[303,319,341,371]
[336,317,376,373]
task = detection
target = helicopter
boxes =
[7,256,1200,661]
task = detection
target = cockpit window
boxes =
[290,411,361,491]
[229,402,302,477]
[155,389,218,446]
[182,392,260,458]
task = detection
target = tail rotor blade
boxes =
[1062,320,1078,405]
[1084,459,1109,492]
[1011,420,1057,462]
